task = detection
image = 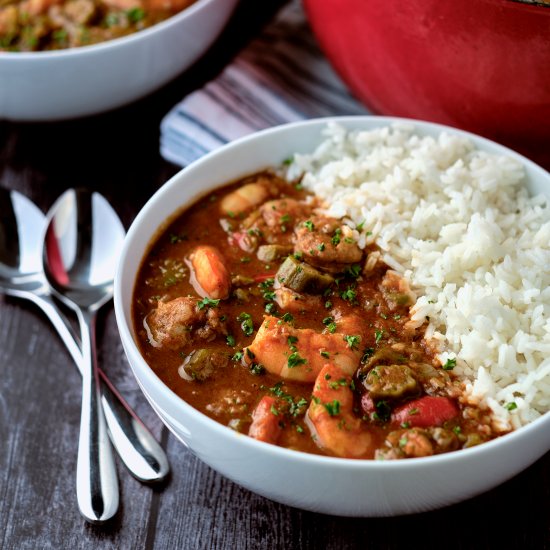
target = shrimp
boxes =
[258,198,306,234]
[306,363,374,458]
[248,396,282,444]
[188,245,231,300]
[220,180,272,217]
[294,216,363,272]
[244,316,362,382]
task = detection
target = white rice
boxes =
[287,122,550,431]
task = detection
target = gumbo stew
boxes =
[0,0,195,51]
[132,172,500,460]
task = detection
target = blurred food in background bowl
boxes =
[303,0,550,166]
[0,0,238,121]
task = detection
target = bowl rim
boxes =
[0,0,217,60]
[114,115,550,470]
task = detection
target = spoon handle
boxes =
[18,289,169,483]
[75,307,119,524]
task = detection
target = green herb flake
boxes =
[287,352,307,369]
[320,350,330,359]
[238,312,254,336]
[250,363,265,376]
[340,287,357,302]
[226,334,236,347]
[197,297,220,310]
[270,405,279,416]
[323,400,341,417]
[278,312,294,324]
[303,220,314,232]
[232,351,243,361]
[505,402,518,411]
[443,358,456,370]
[344,264,361,279]
[126,6,145,22]
[374,329,384,344]
[344,334,361,350]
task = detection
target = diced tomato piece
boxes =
[248,396,282,444]
[392,396,459,428]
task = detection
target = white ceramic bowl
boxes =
[114,116,550,517]
[0,0,238,121]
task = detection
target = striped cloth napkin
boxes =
[160,0,370,167]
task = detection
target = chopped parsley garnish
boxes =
[408,408,419,416]
[265,302,276,314]
[303,220,314,232]
[356,220,366,231]
[238,312,254,336]
[344,335,361,350]
[279,312,294,324]
[317,243,325,252]
[505,402,518,411]
[232,350,243,361]
[226,334,236,347]
[270,405,279,416]
[340,287,357,302]
[443,358,456,370]
[323,316,337,334]
[126,6,145,22]
[331,228,342,246]
[197,297,220,310]
[452,426,462,435]
[328,378,348,390]
[324,300,332,309]
[374,329,384,344]
[323,400,341,416]
[320,350,330,359]
[250,363,265,376]
[259,278,275,290]
[344,264,361,278]
[287,352,307,368]
[262,382,307,418]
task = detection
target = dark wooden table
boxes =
[1,2,549,548]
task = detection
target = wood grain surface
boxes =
[0,2,549,548]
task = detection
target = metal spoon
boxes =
[0,187,169,487]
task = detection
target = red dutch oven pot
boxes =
[304,0,550,167]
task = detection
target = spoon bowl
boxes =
[0,188,45,285]
[43,188,126,524]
